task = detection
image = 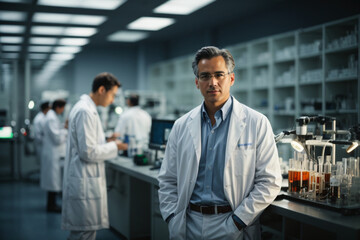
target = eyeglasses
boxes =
[197,72,232,82]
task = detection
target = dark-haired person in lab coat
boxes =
[114,94,151,157]
[61,72,128,240]
[158,46,282,240]
[32,101,50,164]
[40,99,67,213]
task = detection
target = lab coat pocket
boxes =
[68,177,85,199]
[233,148,255,177]
[87,177,102,199]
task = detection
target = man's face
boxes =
[195,56,234,107]
[99,86,118,107]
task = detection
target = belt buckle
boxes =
[199,205,217,214]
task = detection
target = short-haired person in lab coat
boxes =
[158,46,282,240]
[41,99,67,213]
[114,94,152,157]
[33,101,50,163]
[61,72,128,240]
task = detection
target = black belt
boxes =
[189,203,232,214]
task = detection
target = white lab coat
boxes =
[40,109,68,192]
[158,98,282,240]
[114,106,151,152]
[33,111,46,157]
[62,94,118,231]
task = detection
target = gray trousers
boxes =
[186,208,243,240]
[68,231,96,240]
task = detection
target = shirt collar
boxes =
[201,96,233,121]
[81,94,97,112]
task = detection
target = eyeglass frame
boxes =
[197,71,233,82]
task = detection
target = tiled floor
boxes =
[0,180,124,240]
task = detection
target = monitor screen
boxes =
[0,126,13,139]
[149,119,175,150]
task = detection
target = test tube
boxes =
[302,159,309,192]
[288,159,294,193]
[330,164,340,201]
[323,158,332,195]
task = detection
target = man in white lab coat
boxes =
[41,99,67,213]
[114,94,152,157]
[32,101,50,163]
[158,46,282,240]
[61,72,128,240]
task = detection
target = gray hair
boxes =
[192,46,235,77]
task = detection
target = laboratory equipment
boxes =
[278,116,360,215]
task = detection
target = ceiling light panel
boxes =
[33,13,107,26]
[0,0,31,3]
[1,53,19,59]
[0,36,23,44]
[2,45,21,52]
[154,0,216,15]
[127,17,175,31]
[0,25,26,34]
[32,26,64,35]
[38,0,127,10]
[107,30,149,42]
[53,46,81,53]
[28,46,53,52]
[28,53,48,60]
[51,53,74,61]
[0,11,27,21]
[59,38,89,46]
[30,37,58,45]
[64,27,97,37]
[31,26,97,37]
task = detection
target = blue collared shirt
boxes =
[190,96,233,205]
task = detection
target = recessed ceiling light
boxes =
[33,13,107,26]
[2,53,19,59]
[28,46,53,52]
[51,53,74,61]
[30,37,58,45]
[0,11,27,21]
[53,46,81,53]
[28,53,48,60]
[38,0,127,10]
[107,30,149,42]
[64,27,97,37]
[154,0,216,15]
[2,45,21,52]
[0,36,23,44]
[31,26,97,37]
[59,38,89,46]
[127,17,175,31]
[32,26,64,35]
[0,25,25,34]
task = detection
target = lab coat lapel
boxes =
[187,106,202,164]
[225,99,247,166]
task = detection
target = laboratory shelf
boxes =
[326,75,358,82]
[325,45,358,54]
[148,14,359,130]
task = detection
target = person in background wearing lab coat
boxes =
[41,99,68,213]
[114,94,152,157]
[33,101,50,164]
[61,72,128,240]
[158,46,282,240]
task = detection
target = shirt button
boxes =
[209,147,212,150]
[211,130,214,134]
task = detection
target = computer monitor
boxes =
[0,126,13,139]
[149,119,175,151]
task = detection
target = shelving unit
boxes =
[148,15,359,132]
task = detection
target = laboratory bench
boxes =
[106,157,360,240]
